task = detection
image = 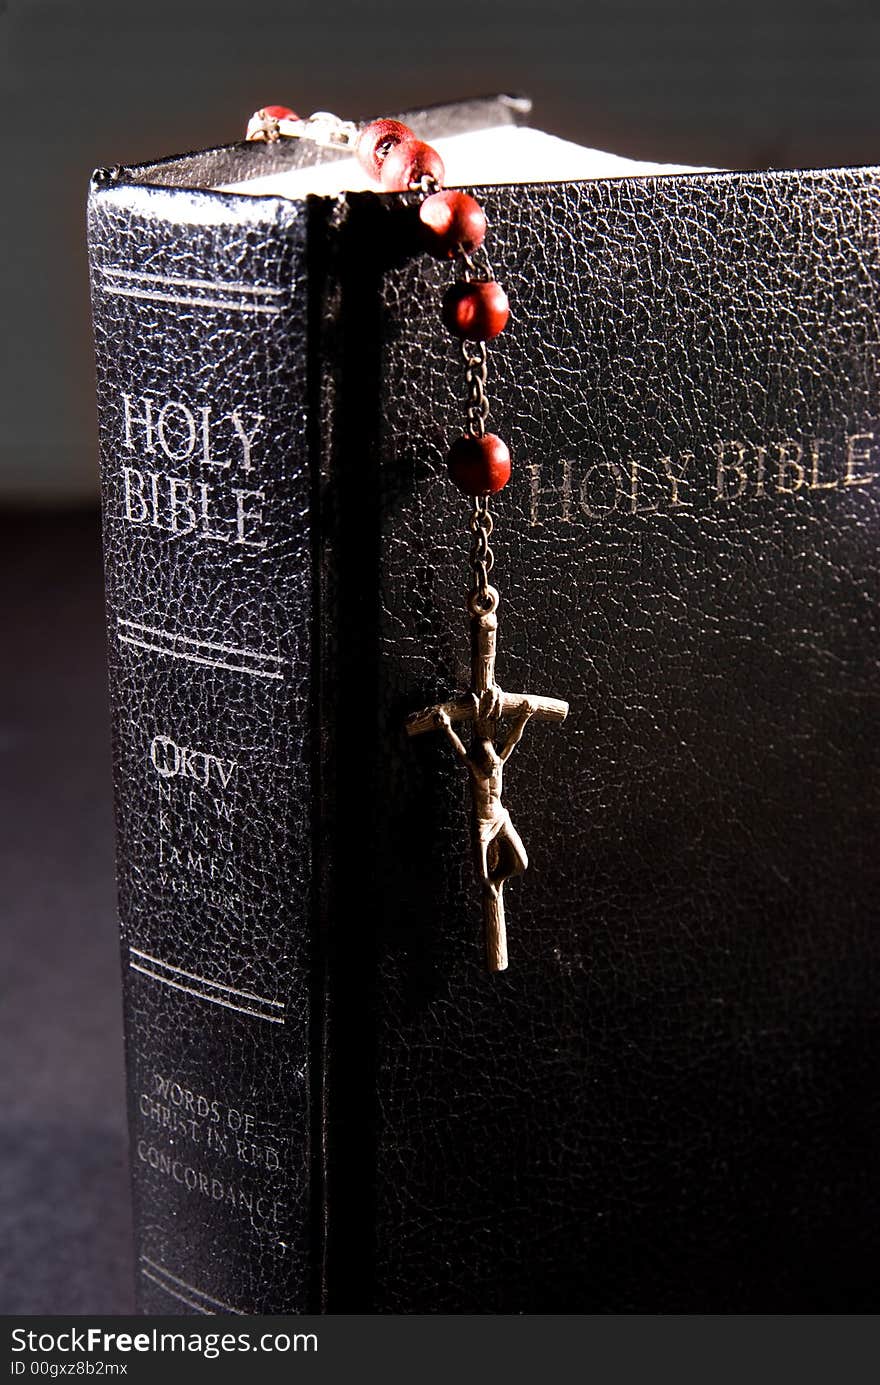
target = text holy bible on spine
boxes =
[87,95,880,1314]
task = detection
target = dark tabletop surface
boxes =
[1,510,134,1315]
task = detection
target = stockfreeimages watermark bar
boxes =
[9,1323,316,1372]
[11,1326,316,1356]
[5,1315,878,1385]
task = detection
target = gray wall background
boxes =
[5,0,880,500]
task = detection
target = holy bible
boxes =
[87,95,880,1314]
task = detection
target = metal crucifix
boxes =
[406,584,568,972]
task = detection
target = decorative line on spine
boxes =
[117,618,285,680]
[139,1257,246,1315]
[101,266,287,296]
[128,947,285,1025]
[97,266,285,316]
[129,946,284,1008]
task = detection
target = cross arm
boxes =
[406,691,569,738]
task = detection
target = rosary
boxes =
[247,106,569,971]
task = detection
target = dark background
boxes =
[4,0,880,1314]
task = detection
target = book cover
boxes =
[88,96,880,1313]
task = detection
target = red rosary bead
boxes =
[447,434,511,495]
[261,104,298,121]
[419,190,487,259]
[442,280,510,341]
[355,119,414,180]
[246,105,299,141]
[379,138,445,191]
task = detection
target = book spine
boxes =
[87,175,319,1314]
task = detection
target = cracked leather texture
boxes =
[90,110,880,1313]
[89,181,315,1315]
[324,169,880,1313]
[88,96,529,1317]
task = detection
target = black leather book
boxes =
[87,95,880,1314]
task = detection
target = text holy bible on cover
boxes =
[87,95,880,1314]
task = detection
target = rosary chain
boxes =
[461,339,491,438]
[458,247,495,283]
[248,108,359,147]
[269,110,503,618]
[469,496,495,610]
[409,173,443,197]
[453,245,499,611]
[240,105,564,971]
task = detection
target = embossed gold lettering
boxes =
[121,393,263,470]
[714,440,748,501]
[200,405,212,463]
[157,401,197,461]
[629,457,658,514]
[226,1108,256,1135]
[151,735,237,793]
[809,438,838,490]
[122,466,149,523]
[168,476,197,533]
[660,452,692,507]
[579,459,627,517]
[754,445,767,498]
[523,432,879,525]
[149,735,181,778]
[233,488,267,548]
[119,468,267,545]
[137,1139,286,1225]
[845,432,877,486]
[776,439,805,493]
[196,482,231,541]
[117,391,269,546]
[230,411,264,472]
[561,456,573,522]
[122,394,156,453]
[148,470,162,526]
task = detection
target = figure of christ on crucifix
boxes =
[434,689,533,964]
[406,598,568,972]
